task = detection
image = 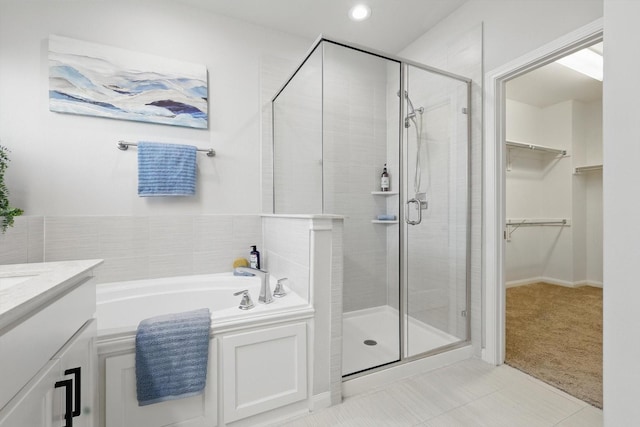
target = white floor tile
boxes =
[277,358,603,427]
[556,405,603,427]
[279,389,422,427]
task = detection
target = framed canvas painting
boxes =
[49,35,208,129]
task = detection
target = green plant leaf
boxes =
[0,145,23,233]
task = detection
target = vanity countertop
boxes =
[0,259,103,331]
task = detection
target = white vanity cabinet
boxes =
[0,319,96,427]
[0,358,62,426]
[0,260,102,427]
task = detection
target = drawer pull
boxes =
[65,367,81,417]
[54,379,73,427]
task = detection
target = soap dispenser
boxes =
[249,245,261,269]
[381,163,390,191]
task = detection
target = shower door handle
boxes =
[405,198,422,225]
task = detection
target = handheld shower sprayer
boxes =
[397,90,424,128]
[398,90,429,225]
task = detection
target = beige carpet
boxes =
[505,282,602,408]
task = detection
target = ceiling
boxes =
[172,0,602,107]
[507,43,603,108]
[175,0,469,53]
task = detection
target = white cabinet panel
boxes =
[54,319,97,427]
[0,359,61,427]
[0,320,95,427]
[104,340,218,427]
[222,322,307,423]
[0,280,94,410]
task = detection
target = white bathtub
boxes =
[96,272,310,336]
[96,272,314,427]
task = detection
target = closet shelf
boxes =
[505,218,570,241]
[574,164,603,174]
[506,140,567,156]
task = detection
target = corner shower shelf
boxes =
[372,192,398,223]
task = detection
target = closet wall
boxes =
[505,97,602,287]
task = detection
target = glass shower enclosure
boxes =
[272,38,470,377]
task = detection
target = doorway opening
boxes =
[504,42,603,407]
[482,18,603,408]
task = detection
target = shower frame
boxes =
[271,35,473,377]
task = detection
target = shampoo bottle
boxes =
[381,163,390,191]
[249,245,261,269]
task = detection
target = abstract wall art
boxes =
[49,35,208,129]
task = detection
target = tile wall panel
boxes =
[2,215,262,284]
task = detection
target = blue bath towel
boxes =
[135,308,211,406]
[137,142,197,196]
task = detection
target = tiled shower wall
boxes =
[322,43,396,313]
[0,215,262,284]
[266,42,397,314]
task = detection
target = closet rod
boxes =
[506,219,568,241]
[575,165,602,174]
[506,140,566,156]
[506,219,568,226]
[117,140,216,157]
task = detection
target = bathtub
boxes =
[96,272,310,335]
[96,272,314,427]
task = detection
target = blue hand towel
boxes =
[138,142,197,196]
[135,308,211,406]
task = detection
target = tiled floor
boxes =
[277,358,603,426]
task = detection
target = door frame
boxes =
[482,18,603,365]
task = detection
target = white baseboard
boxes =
[574,280,603,288]
[506,276,604,288]
[311,392,331,411]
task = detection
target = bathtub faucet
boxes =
[235,267,273,304]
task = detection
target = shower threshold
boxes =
[342,305,459,376]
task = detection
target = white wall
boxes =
[603,0,640,424]
[505,98,602,287]
[402,0,603,73]
[322,44,394,313]
[0,0,310,216]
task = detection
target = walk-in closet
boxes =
[504,42,603,408]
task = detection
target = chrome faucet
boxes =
[236,267,273,304]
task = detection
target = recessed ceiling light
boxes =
[349,4,371,21]
[556,48,603,81]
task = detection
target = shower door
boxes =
[403,64,470,358]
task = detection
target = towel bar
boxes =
[118,140,215,157]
